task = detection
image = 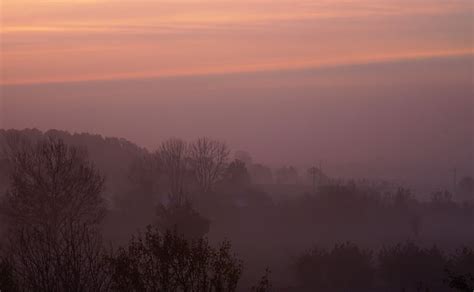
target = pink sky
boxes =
[0,0,472,189]
[1,0,472,84]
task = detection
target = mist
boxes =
[3,55,473,192]
[1,0,474,290]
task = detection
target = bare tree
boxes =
[156,138,189,204]
[10,222,110,291]
[189,137,229,193]
[0,255,17,292]
[109,226,242,292]
[0,138,110,291]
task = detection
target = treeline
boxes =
[0,129,473,291]
[0,137,265,291]
[294,241,473,291]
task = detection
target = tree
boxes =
[109,227,242,292]
[0,138,110,291]
[128,153,160,197]
[431,190,453,205]
[251,268,272,292]
[378,242,446,291]
[190,137,229,194]
[393,187,414,209]
[155,200,210,240]
[9,222,110,291]
[224,159,251,188]
[446,272,474,291]
[0,256,17,292]
[445,247,474,291]
[234,150,252,166]
[118,153,161,215]
[2,138,105,227]
[295,242,374,291]
[157,138,190,204]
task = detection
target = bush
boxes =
[378,242,446,291]
[0,257,17,292]
[109,226,242,292]
[295,242,374,291]
[445,246,474,291]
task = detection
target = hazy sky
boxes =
[1,0,472,84]
[0,0,473,188]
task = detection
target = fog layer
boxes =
[2,55,473,191]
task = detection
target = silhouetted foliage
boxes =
[295,242,374,291]
[2,138,105,226]
[1,129,473,291]
[431,190,453,204]
[234,151,252,167]
[378,242,446,291]
[0,256,17,292]
[445,247,474,291]
[0,137,110,291]
[446,270,474,292]
[109,226,242,292]
[9,222,110,291]
[127,153,160,198]
[155,200,210,240]
[224,159,251,188]
[190,138,230,193]
[251,268,272,292]
[157,138,190,203]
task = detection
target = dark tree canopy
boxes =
[155,200,210,240]
[295,242,374,292]
[1,137,109,292]
[2,137,105,227]
[189,137,229,194]
[109,227,242,292]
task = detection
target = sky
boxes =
[0,0,473,189]
[1,0,472,84]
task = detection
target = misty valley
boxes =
[0,129,472,291]
[1,0,473,290]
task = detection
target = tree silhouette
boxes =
[0,138,109,291]
[155,200,210,240]
[224,159,251,188]
[189,137,229,194]
[0,256,17,292]
[109,226,242,292]
[378,242,446,291]
[251,268,272,292]
[445,246,474,291]
[157,138,190,204]
[295,242,374,291]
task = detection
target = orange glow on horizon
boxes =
[1,49,472,86]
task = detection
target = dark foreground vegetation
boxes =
[0,129,472,291]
